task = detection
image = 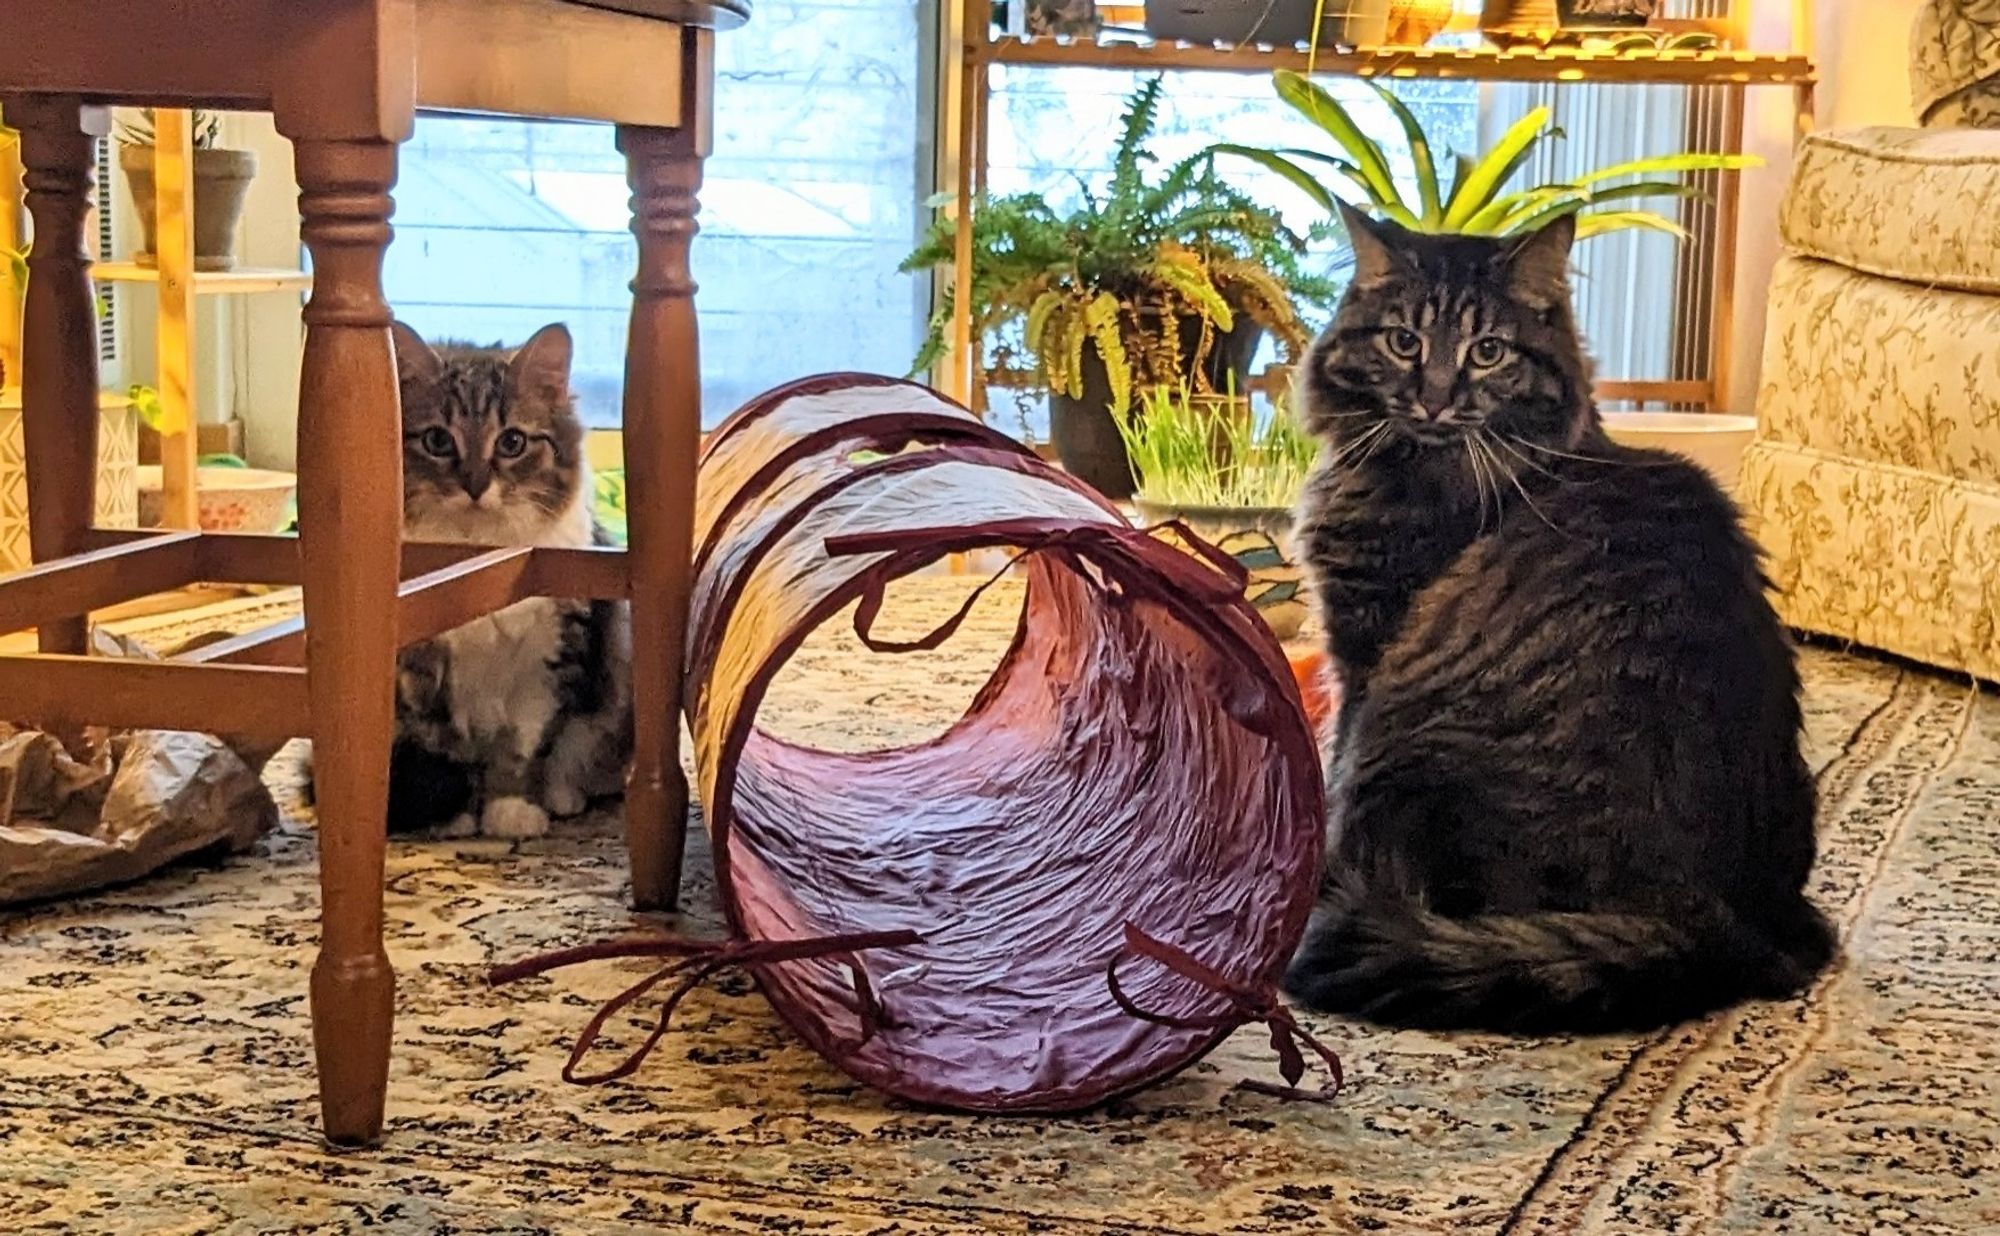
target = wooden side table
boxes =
[0,0,747,1146]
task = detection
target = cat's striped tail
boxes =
[1283,876,1834,1034]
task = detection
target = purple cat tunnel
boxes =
[499,373,1333,1112]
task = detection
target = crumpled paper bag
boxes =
[0,629,279,906]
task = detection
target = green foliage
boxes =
[128,385,165,432]
[593,468,629,545]
[116,109,222,150]
[903,78,1341,415]
[1111,382,1317,509]
[1220,70,1760,240]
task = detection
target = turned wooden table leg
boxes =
[617,32,712,914]
[291,137,402,1147]
[12,98,108,656]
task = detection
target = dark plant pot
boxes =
[1049,313,1263,502]
[118,144,258,272]
[993,0,1103,37]
[1556,0,1655,27]
[1480,0,1652,44]
[1142,0,1389,46]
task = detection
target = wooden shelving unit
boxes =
[104,109,307,530]
[938,1,1819,412]
[983,34,1813,85]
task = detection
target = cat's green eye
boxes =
[1469,338,1510,368]
[495,429,530,459]
[1384,328,1422,360]
[419,427,456,458]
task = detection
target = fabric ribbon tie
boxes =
[1106,922,1343,1102]
[823,518,1251,654]
[489,928,921,1085]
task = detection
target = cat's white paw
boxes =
[439,812,480,839]
[543,783,588,819]
[481,797,550,840]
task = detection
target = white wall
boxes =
[1730,0,1923,411]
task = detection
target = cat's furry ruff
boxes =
[385,320,632,840]
[1285,205,1834,1033]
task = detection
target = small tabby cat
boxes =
[385,320,632,840]
[1285,205,1834,1032]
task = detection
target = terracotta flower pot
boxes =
[1386,0,1455,45]
[117,144,258,272]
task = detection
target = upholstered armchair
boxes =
[1739,0,2000,679]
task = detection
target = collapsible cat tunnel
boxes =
[494,373,1332,1111]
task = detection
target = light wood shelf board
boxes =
[93,261,311,294]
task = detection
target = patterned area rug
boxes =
[2,576,1997,1235]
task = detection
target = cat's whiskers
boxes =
[1462,438,1495,536]
[1355,424,1395,471]
[1485,433,1562,483]
[1476,431,1565,537]
[1505,435,1662,468]
[1324,422,1391,472]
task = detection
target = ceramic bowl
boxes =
[1601,411,1757,492]
[1132,500,1307,641]
[138,465,297,533]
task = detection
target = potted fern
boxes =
[1214,70,1757,241]
[116,109,258,272]
[904,78,1339,499]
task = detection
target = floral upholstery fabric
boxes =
[1747,129,2000,680]
[1912,0,2000,127]
[1741,441,2000,681]
[1755,256,2000,482]
[1779,128,2000,293]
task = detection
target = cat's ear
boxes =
[390,320,441,384]
[1503,214,1576,310]
[1339,199,1406,290]
[510,323,573,402]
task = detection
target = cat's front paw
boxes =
[481,796,550,840]
[542,783,589,819]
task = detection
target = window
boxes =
[384,0,930,430]
[384,1,1722,435]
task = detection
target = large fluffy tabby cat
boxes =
[1285,206,1833,1033]
[383,321,632,840]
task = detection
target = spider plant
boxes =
[1112,382,1317,510]
[1214,69,1759,241]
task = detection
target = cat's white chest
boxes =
[405,486,593,549]
[436,599,565,741]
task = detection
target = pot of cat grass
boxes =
[1115,387,1313,642]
